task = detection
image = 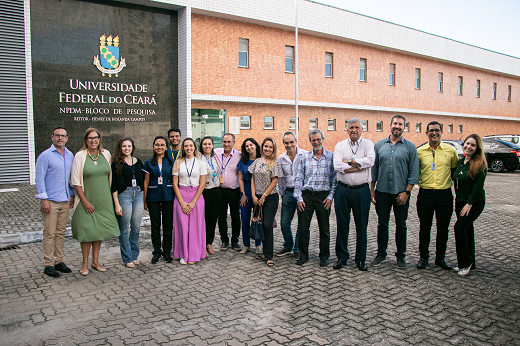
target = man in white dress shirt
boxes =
[333,118,375,271]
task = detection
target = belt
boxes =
[285,187,294,191]
[338,181,369,190]
[302,189,329,195]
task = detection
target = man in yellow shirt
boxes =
[416,121,459,270]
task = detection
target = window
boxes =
[416,123,421,133]
[448,124,453,133]
[458,76,463,95]
[240,116,251,129]
[328,119,336,131]
[309,118,318,130]
[360,58,367,82]
[508,85,512,102]
[389,63,396,86]
[376,121,383,132]
[361,120,368,132]
[493,83,497,100]
[285,45,294,73]
[404,122,409,132]
[458,125,463,134]
[325,52,333,78]
[264,116,273,130]
[415,68,421,89]
[238,38,249,68]
[438,72,443,92]
[289,117,296,130]
[476,79,481,98]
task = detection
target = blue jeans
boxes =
[280,188,299,252]
[375,190,409,259]
[241,192,261,248]
[117,186,144,263]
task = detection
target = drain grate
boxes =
[0,245,20,251]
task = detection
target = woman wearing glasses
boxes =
[71,128,119,276]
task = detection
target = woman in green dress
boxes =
[71,128,120,276]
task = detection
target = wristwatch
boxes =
[403,190,411,196]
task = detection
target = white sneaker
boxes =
[180,258,187,265]
[453,267,460,272]
[458,267,471,276]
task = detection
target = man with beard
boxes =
[166,128,182,164]
[370,115,419,269]
[416,121,458,270]
[294,129,337,267]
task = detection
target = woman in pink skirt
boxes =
[172,138,207,264]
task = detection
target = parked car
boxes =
[417,139,464,161]
[483,135,520,145]
[482,139,520,173]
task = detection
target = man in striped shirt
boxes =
[294,129,337,267]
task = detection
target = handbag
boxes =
[249,205,264,242]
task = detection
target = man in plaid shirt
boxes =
[294,129,337,267]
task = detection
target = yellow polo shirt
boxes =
[417,142,459,190]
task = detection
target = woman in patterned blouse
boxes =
[248,137,282,267]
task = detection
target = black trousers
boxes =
[454,200,484,269]
[298,190,330,261]
[218,187,241,244]
[256,193,279,260]
[147,201,173,258]
[416,188,454,260]
[203,187,222,245]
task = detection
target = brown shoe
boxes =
[206,244,215,255]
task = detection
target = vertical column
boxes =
[25,0,36,184]
[178,6,192,138]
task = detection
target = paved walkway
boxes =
[1,172,519,345]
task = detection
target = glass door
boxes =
[191,108,226,149]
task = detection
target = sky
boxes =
[315,0,520,58]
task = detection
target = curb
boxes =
[0,217,151,248]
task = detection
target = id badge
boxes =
[132,178,137,187]
[220,177,224,184]
[431,162,436,170]
[158,177,163,185]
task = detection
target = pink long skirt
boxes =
[173,186,206,263]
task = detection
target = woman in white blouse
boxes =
[172,138,207,264]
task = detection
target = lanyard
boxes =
[349,139,360,158]
[186,158,196,180]
[432,149,436,160]
[127,158,135,178]
[204,155,217,183]
[221,149,234,173]
[170,147,180,161]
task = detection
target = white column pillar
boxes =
[178,6,192,138]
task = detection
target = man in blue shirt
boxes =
[294,129,337,267]
[370,115,419,269]
[166,128,181,164]
[35,127,75,277]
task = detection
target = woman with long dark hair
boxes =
[249,137,282,267]
[453,134,487,276]
[143,136,174,264]
[71,128,119,276]
[172,138,206,264]
[111,137,145,268]
[199,136,221,256]
[237,138,262,254]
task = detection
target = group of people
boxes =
[35,115,487,277]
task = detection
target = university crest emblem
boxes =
[93,34,126,77]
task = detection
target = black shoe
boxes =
[231,242,242,251]
[220,242,229,251]
[371,255,387,267]
[357,261,367,271]
[320,259,328,267]
[44,266,60,278]
[54,262,71,273]
[151,255,161,264]
[397,258,407,269]
[296,257,308,266]
[275,249,292,257]
[293,252,300,261]
[163,257,173,264]
[417,257,428,269]
[333,260,347,270]
[435,259,452,270]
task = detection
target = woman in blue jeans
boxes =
[237,138,262,254]
[111,137,145,268]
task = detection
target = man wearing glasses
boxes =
[294,129,337,267]
[35,127,75,277]
[166,128,182,164]
[416,121,459,270]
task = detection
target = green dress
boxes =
[71,154,120,242]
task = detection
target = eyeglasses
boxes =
[53,134,67,138]
[87,136,99,141]
[154,143,167,147]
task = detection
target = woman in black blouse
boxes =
[452,134,487,276]
[111,137,145,268]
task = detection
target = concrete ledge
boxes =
[0,217,151,247]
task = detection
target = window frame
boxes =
[360,58,367,82]
[376,121,383,132]
[448,124,453,133]
[240,116,251,130]
[404,122,409,132]
[327,119,336,131]
[415,68,421,90]
[389,63,396,86]
[264,116,274,130]
[476,79,481,98]
[285,45,294,73]
[361,120,368,132]
[416,123,421,133]
[325,52,333,78]
[458,76,463,96]
[438,72,443,93]
[458,125,463,134]
[493,82,497,100]
[508,85,512,102]
[238,38,249,68]
[309,118,318,130]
